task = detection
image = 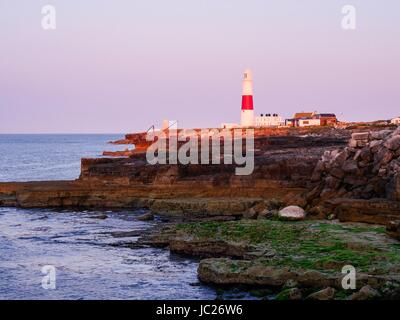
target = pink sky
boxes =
[1,0,399,133]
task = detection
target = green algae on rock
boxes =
[155,219,400,298]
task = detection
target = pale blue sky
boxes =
[0,1,399,133]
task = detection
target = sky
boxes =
[0,0,399,133]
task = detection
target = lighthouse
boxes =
[240,69,254,127]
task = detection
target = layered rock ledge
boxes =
[0,127,349,212]
[1,125,399,227]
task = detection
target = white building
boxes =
[298,118,321,127]
[254,113,283,127]
[391,117,400,125]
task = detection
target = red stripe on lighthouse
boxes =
[241,95,253,110]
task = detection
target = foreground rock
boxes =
[348,285,381,300]
[197,258,340,287]
[306,287,336,300]
[146,219,400,299]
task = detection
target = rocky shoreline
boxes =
[1,125,400,299]
[139,218,400,300]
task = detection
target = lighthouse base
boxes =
[241,110,254,127]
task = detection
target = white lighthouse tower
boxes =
[240,69,254,127]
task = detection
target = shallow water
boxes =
[0,134,220,299]
[0,207,218,299]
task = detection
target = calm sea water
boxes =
[0,134,219,300]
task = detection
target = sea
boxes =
[0,134,238,300]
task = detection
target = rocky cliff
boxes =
[1,125,400,226]
[308,127,400,225]
[0,128,349,213]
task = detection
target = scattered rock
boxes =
[306,287,336,300]
[170,239,249,258]
[352,132,370,141]
[283,279,298,290]
[136,212,154,221]
[327,213,336,220]
[384,136,400,151]
[189,282,202,287]
[370,140,382,153]
[348,285,381,300]
[276,288,302,300]
[386,220,400,240]
[89,214,108,220]
[111,230,142,238]
[371,130,392,140]
[342,160,359,174]
[257,209,274,220]
[243,207,258,219]
[374,147,393,167]
[278,206,306,221]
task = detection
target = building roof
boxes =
[315,113,337,118]
[294,112,314,119]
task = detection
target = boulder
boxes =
[306,287,336,300]
[386,220,400,240]
[343,175,368,186]
[374,147,393,167]
[348,285,380,300]
[332,150,348,167]
[370,140,383,153]
[384,135,400,151]
[342,160,359,174]
[352,132,370,141]
[257,209,275,220]
[325,176,342,189]
[357,139,369,147]
[359,147,372,161]
[330,167,345,179]
[371,130,392,140]
[243,207,258,219]
[348,139,358,148]
[278,206,306,221]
